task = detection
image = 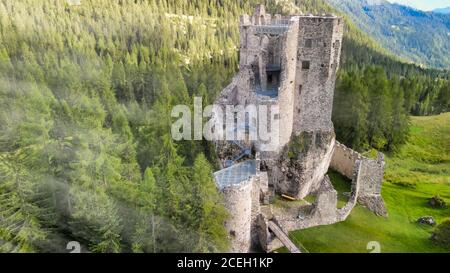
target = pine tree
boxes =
[190,154,229,252]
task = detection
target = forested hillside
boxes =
[0,0,248,253]
[328,0,450,69]
[267,1,449,151]
[0,0,448,252]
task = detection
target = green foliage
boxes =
[333,66,411,152]
[429,195,447,209]
[0,0,237,252]
[289,114,450,253]
[333,71,369,151]
[329,0,450,69]
[431,219,450,248]
[288,132,313,159]
[190,154,229,252]
[0,0,447,253]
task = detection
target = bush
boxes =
[431,219,450,247]
[429,195,446,208]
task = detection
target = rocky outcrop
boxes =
[275,130,335,199]
[418,216,436,226]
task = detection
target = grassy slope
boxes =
[289,113,450,253]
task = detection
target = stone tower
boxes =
[213,5,347,252]
[276,14,344,199]
[215,4,344,198]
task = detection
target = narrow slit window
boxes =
[302,61,310,70]
[305,39,312,48]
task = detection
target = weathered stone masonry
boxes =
[330,141,388,217]
[213,5,387,253]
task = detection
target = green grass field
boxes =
[288,113,450,253]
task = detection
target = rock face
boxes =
[275,131,335,199]
[418,216,437,226]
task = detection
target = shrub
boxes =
[429,195,446,208]
[430,219,450,247]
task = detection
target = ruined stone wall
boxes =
[239,21,260,70]
[267,170,359,237]
[359,153,384,196]
[307,176,338,225]
[330,141,387,216]
[273,176,339,232]
[336,162,361,221]
[258,171,362,251]
[330,141,362,178]
[235,14,300,154]
[357,153,387,216]
[293,16,344,133]
[239,5,273,70]
[221,178,253,253]
[216,67,254,107]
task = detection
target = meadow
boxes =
[289,113,450,253]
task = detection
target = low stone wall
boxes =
[274,176,338,231]
[330,141,387,216]
[336,161,361,221]
[256,142,387,252]
[357,153,387,216]
[266,160,361,234]
[330,141,361,178]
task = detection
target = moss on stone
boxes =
[362,148,378,159]
[287,131,334,159]
[288,131,313,159]
[315,131,335,150]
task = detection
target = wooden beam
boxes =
[281,194,296,201]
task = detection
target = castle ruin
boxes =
[213,5,387,253]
